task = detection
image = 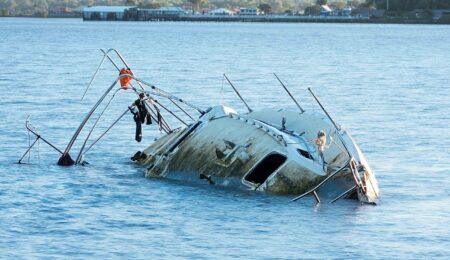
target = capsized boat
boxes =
[19,50,379,204]
[133,104,379,204]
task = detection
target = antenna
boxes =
[273,73,305,113]
[223,74,253,113]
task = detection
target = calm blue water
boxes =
[0,18,449,259]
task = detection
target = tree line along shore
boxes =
[1,0,450,24]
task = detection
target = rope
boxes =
[142,98,170,134]
[27,127,31,163]
[330,136,347,155]
[75,88,120,164]
[37,138,40,164]
[81,107,133,157]
[153,99,188,126]
[169,99,194,121]
[221,75,224,106]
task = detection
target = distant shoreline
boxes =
[2,15,450,25]
[176,16,450,25]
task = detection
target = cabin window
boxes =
[297,149,313,160]
[244,153,287,185]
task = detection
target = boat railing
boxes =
[291,158,351,203]
[59,49,208,165]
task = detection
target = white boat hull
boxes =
[134,106,380,203]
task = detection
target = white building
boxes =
[83,6,135,20]
[208,8,235,16]
[158,7,187,15]
[239,7,259,16]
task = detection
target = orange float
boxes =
[119,68,133,89]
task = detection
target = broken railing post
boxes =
[313,191,321,204]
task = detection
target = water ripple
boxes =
[0,18,449,259]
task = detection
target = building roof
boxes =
[209,8,235,15]
[83,6,136,13]
[321,5,332,12]
[159,7,185,12]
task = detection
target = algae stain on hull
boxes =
[136,107,379,203]
[138,113,327,194]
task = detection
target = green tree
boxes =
[125,0,138,5]
[188,0,208,11]
[360,0,375,8]
[34,0,49,17]
[258,3,272,14]
[347,0,362,8]
[140,2,161,9]
[305,5,321,15]
[415,0,431,9]
[1,8,9,16]
[329,1,346,9]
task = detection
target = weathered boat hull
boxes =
[134,106,380,203]
[248,110,380,203]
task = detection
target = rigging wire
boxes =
[27,127,31,163]
[221,74,225,106]
[37,138,40,165]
